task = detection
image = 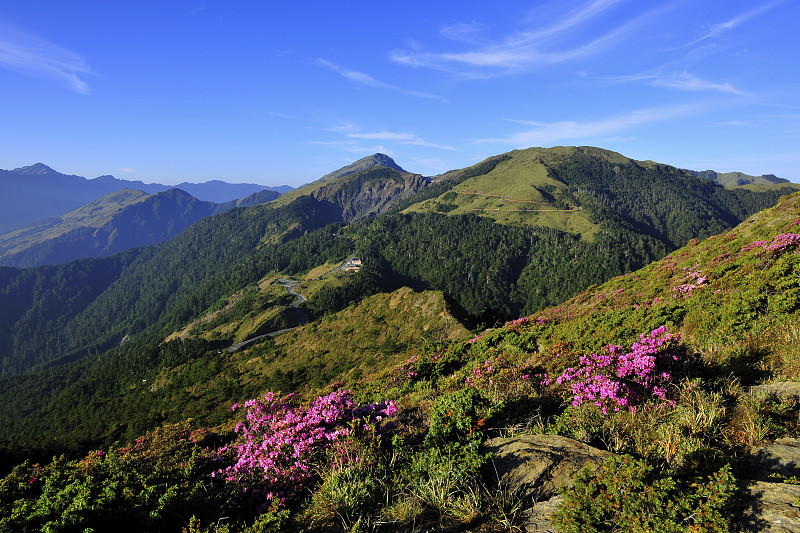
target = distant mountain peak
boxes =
[684,168,791,186]
[11,163,61,176]
[316,153,406,184]
[365,153,405,171]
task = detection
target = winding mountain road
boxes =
[225,239,358,353]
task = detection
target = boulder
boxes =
[485,434,612,532]
[748,437,800,481]
[749,382,800,401]
[733,481,800,532]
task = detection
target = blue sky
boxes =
[1,0,798,186]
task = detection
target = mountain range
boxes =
[0,187,282,268]
[684,168,790,186]
[0,163,291,233]
[2,146,800,531]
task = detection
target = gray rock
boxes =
[485,435,612,532]
[521,495,563,533]
[733,481,800,533]
[486,435,611,501]
[483,434,800,532]
[749,382,800,401]
[748,438,800,481]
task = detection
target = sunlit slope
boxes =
[0,189,150,261]
[403,146,800,244]
[405,146,597,236]
[520,190,800,377]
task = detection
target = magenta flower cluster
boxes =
[215,389,397,507]
[633,297,661,310]
[402,355,419,378]
[673,269,708,295]
[504,316,529,330]
[741,232,800,255]
[555,327,680,414]
[465,358,496,387]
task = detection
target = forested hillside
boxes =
[0,195,346,377]
[1,147,793,382]
[330,147,799,318]
[2,179,799,532]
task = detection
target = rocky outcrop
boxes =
[485,434,800,532]
[733,481,800,533]
[748,437,800,480]
[312,169,428,222]
[750,382,800,401]
[485,435,611,532]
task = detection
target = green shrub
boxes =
[425,388,493,447]
[551,455,734,533]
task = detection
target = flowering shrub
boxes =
[398,355,419,378]
[673,269,708,295]
[741,232,800,255]
[555,327,682,414]
[0,422,227,533]
[216,389,396,507]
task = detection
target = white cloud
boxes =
[651,72,747,96]
[0,23,93,93]
[116,168,137,173]
[390,0,665,76]
[683,0,786,48]
[475,104,703,147]
[587,70,747,96]
[405,155,454,175]
[347,131,456,151]
[317,59,446,101]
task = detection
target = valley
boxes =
[1,147,800,532]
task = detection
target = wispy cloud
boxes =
[475,104,703,147]
[404,155,453,175]
[347,131,456,151]
[597,70,748,95]
[653,72,746,95]
[682,0,785,48]
[706,120,755,128]
[116,168,137,174]
[389,0,665,76]
[0,22,93,93]
[317,59,446,101]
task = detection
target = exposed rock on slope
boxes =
[311,169,428,222]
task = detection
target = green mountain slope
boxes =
[0,188,283,268]
[3,189,799,533]
[347,146,799,318]
[2,147,794,378]
[0,195,347,377]
[404,146,799,244]
[0,189,217,268]
[0,154,427,378]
